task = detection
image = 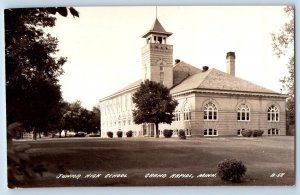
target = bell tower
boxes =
[141,18,173,88]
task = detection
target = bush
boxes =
[178,129,186,140]
[107,131,113,138]
[217,158,247,183]
[74,132,86,137]
[117,131,123,138]
[253,130,264,137]
[163,129,173,138]
[126,130,133,137]
[88,134,100,137]
[241,129,253,137]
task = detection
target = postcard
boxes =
[5,6,294,188]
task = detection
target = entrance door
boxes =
[143,123,155,137]
[143,124,147,136]
[149,124,155,137]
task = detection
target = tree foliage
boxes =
[63,101,100,134]
[132,80,178,138]
[271,6,294,126]
[6,7,79,188]
[5,8,79,132]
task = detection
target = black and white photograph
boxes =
[5,6,295,188]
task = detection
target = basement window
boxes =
[268,128,280,135]
[204,129,218,136]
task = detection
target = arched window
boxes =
[204,129,218,136]
[204,102,218,120]
[183,103,191,120]
[268,105,279,122]
[268,128,280,135]
[237,104,250,121]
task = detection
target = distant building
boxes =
[99,18,286,137]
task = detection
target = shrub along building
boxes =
[99,18,287,138]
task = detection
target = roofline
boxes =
[142,31,173,38]
[99,85,140,102]
[171,88,288,98]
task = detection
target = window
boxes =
[159,62,164,84]
[204,102,218,120]
[204,129,218,136]
[173,129,178,135]
[237,104,250,121]
[186,129,191,136]
[160,72,164,84]
[183,103,191,120]
[268,105,279,122]
[174,109,181,121]
[158,36,162,44]
[123,116,126,126]
[127,115,131,125]
[268,128,280,135]
[118,116,121,126]
[237,129,245,136]
[163,37,166,44]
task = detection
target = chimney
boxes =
[226,52,235,76]
[202,66,209,72]
[175,59,181,64]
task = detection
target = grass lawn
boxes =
[12,136,294,187]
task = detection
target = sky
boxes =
[45,6,291,110]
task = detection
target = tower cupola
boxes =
[142,18,172,44]
[141,18,174,88]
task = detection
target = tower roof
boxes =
[142,18,172,38]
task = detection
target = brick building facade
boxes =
[99,19,286,138]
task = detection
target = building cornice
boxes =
[99,85,140,102]
[100,86,287,103]
[171,88,288,99]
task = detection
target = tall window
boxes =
[127,115,131,125]
[159,62,164,84]
[237,104,250,121]
[268,105,279,122]
[118,115,121,126]
[183,103,191,120]
[174,109,181,121]
[268,128,279,135]
[123,115,126,126]
[204,129,218,136]
[144,64,147,79]
[204,102,218,120]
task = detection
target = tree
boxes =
[62,101,100,134]
[47,101,69,138]
[6,8,79,187]
[132,80,178,138]
[5,8,79,134]
[271,6,295,132]
[63,100,82,133]
[91,106,101,134]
